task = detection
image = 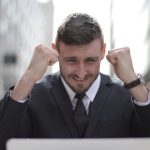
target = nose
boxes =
[75,63,87,79]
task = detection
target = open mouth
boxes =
[73,76,89,81]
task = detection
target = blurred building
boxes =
[109,0,150,84]
[0,0,54,98]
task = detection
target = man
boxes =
[0,13,150,150]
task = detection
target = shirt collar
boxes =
[86,74,101,102]
[61,74,101,103]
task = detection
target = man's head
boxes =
[53,13,106,93]
[55,13,104,49]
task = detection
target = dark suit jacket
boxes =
[0,73,150,150]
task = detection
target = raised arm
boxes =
[106,47,148,102]
[11,44,59,101]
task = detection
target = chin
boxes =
[68,79,93,92]
[74,85,90,94]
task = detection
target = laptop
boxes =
[7,138,150,150]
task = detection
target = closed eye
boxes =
[86,57,98,63]
[64,57,77,64]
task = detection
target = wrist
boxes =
[123,73,137,84]
[11,71,36,101]
[124,73,145,89]
[129,86,148,102]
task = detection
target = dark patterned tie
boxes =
[73,93,88,137]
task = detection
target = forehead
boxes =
[59,39,102,56]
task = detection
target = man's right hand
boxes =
[11,44,59,101]
[27,44,59,82]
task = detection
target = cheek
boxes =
[59,63,74,75]
[90,63,100,72]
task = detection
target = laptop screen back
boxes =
[6,138,150,150]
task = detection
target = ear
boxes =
[100,43,106,60]
[51,43,60,53]
[51,43,56,50]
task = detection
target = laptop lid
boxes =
[6,138,150,150]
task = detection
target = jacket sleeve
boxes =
[0,91,30,150]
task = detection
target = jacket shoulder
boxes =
[33,72,60,90]
[101,73,130,97]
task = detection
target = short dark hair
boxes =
[55,13,104,49]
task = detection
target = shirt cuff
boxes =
[9,88,29,103]
[133,89,150,106]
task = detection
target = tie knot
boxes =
[75,93,85,101]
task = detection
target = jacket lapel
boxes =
[85,74,112,137]
[50,74,78,137]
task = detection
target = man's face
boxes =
[57,39,106,93]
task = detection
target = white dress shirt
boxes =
[61,75,100,113]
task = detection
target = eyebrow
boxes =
[86,56,99,60]
[63,57,77,60]
[64,56,99,61]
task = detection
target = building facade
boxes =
[0,0,54,98]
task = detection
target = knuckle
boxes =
[36,45,48,54]
[125,46,130,52]
[35,44,43,50]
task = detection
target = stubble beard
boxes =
[60,70,99,94]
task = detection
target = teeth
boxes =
[74,77,84,81]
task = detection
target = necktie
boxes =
[73,93,88,137]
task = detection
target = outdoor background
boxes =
[0,0,150,98]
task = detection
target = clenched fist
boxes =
[27,44,59,82]
[106,47,137,83]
